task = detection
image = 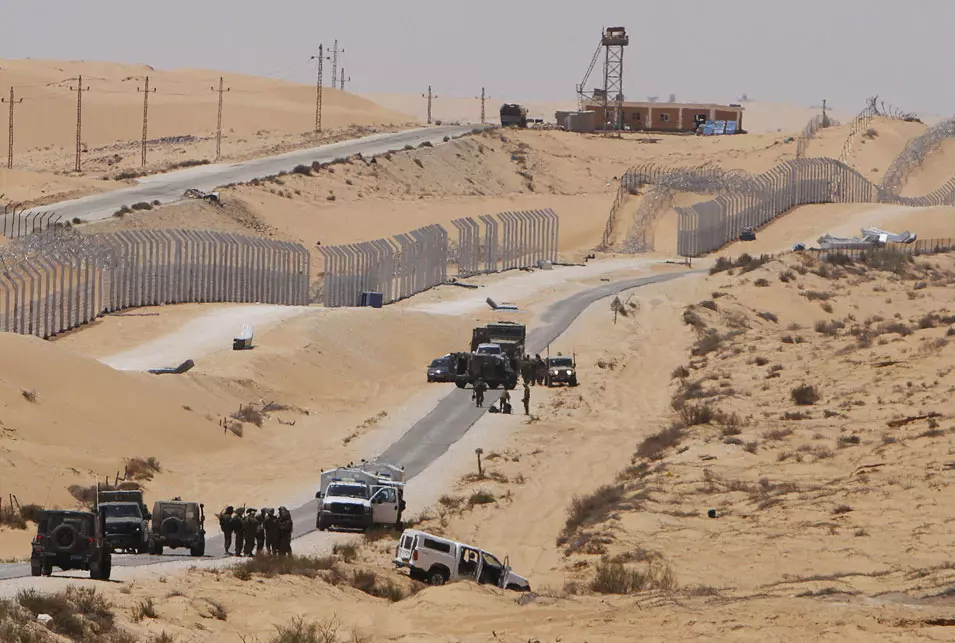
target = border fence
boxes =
[452,209,559,277]
[0,228,310,338]
[317,225,448,308]
[804,238,955,261]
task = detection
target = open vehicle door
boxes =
[370,487,400,525]
[500,555,512,589]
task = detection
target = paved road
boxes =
[4,125,486,229]
[0,268,701,580]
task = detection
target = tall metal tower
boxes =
[311,45,327,132]
[330,40,344,88]
[69,76,90,172]
[601,27,628,135]
[2,88,23,169]
[137,77,157,167]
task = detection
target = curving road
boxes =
[4,125,487,230]
[0,268,702,581]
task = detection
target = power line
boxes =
[137,76,157,167]
[68,75,90,172]
[210,77,230,160]
[422,86,438,125]
[2,87,24,169]
[310,45,329,133]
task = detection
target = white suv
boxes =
[393,529,531,592]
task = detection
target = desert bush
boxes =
[837,434,861,448]
[754,278,770,287]
[671,365,690,379]
[18,586,116,638]
[804,291,832,301]
[781,411,810,421]
[709,257,734,275]
[754,356,769,366]
[881,321,912,337]
[18,504,43,524]
[833,504,853,514]
[589,559,675,594]
[635,423,685,460]
[680,403,715,427]
[231,404,264,427]
[757,311,778,323]
[791,384,820,405]
[134,598,158,621]
[292,164,312,176]
[821,302,834,314]
[736,253,774,274]
[332,543,359,563]
[814,319,845,336]
[467,490,495,506]
[699,300,718,311]
[234,554,336,580]
[860,247,911,273]
[347,571,407,602]
[743,441,759,454]
[692,331,724,356]
[0,505,26,530]
[130,201,153,211]
[682,307,706,331]
[270,616,324,643]
[779,270,796,283]
[125,456,162,481]
[559,484,625,544]
[764,427,795,441]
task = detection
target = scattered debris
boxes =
[147,359,196,375]
[233,324,254,351]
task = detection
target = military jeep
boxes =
[545,355,578,387]
[30,510,112,579]
[148,499,206,556]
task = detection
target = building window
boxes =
[632,112,641,120]
[660,114,671,122]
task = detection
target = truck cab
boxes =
[97,489,151,554]
[315,467,405,531]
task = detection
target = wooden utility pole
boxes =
[2,88,23,169]
[310,45,327,133]
[210,77,230,160]
[422,86,438,125]
[137,77,157,167]
[69,76,90,172]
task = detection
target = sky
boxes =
[2,0,954,116]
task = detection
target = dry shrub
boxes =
[804,291,832,301]
[21,390,37,404]
[754,356,769,366]
[232,404,264,427]
[757,311,779,323]
[692,331,724,356]
[881,321,912,337]
[671,365,690,379]
[699,300,718,311]
[18,586,117,639]
[468,490,496,506]
[635,423,685,460]
[125,457,162,481]
[589,558,675,594]
[764,427,795,441]
[791,384,820,406]
[680,403,715,427]
[233,555,336,580]
[814,319,845,336]
[754,278,770,287]
[682,307,706,331]
[333,543,359,563]
[347,570,407,602]
[558,484,625,545]
[837,434,861,448]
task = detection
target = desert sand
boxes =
[4,56,955,642]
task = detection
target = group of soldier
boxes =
[472,375,533,416]
[216,506,294,557]
[521,354,548,386]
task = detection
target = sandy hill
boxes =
[0,58,415,202]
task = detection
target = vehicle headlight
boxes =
[565,370,572,375]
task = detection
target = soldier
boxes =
[217,506,235,555]
[255,509,266,555]
[263,508,279,555]
[534,354,547,386]
[473,378,488,408]
[231,507,246,557]
[499,389,511,414]
[521,354,533,386]
[522,383,531,415]
[276,506,293,556]
[243,508,259,557]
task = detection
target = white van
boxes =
[393,529,531,592]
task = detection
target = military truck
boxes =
[500,104,528,128]
[97,489,151,554]
[452,350,519,390]
[545,354,578,387]
[149,499,206,556]
[30,510,112,579]
[472,321,526,372]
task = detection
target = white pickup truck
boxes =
[393,529,531,592]
[315,467,406,532]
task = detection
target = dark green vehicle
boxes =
[30,510,112,580]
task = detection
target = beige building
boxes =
[584,101,744,133]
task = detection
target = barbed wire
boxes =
[880,116,955,195]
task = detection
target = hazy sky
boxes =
[3,0,954,116]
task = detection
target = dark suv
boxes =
[30,510,112,579]
[149,500,206,556]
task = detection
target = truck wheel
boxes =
[427,569,448,586]
[41,562,53,577]
[455,381,466,389]
[570,376,578,387]
[150,541,163,556]
[137,541,149,555]
[190,539,206,557]
[545,377,552,387]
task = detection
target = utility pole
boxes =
[822,99,829,128]
[310,45,327,133]
[2,88,23,170]
[137,77,157,168]
[422,86,438,125]
[69,75,90,172]
[476,87,490,124]
[330,40,344,88]
[340,68,349,92]
[210,77,230,160]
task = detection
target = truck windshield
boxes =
[548,357,574,367]
[102,505,142,518]
[327,484,369,499]
[429,357,449,368]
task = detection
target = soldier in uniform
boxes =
[231,507,246,556]
[534,354,547,385]
[522,383,531,415]
[472,378,488,408]
[217,506,235,555]
[255,509,266,555]
[521,354,533,386]
[263,508,279,555]
[276,506,294,556]
[243,508,259,557]
[499,389,511,414]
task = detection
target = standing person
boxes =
[231,507,246,557]
[264,508,278,555]
[243,508,259,557]
[217,506,235,555]
[522,383,531,415]
[276,506,293,556]
[473,378,488,408]
[255,509,266,555]
[535,354,547,386]
[521,354,533,386]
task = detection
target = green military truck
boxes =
[97,489,151,554]
[453,321,527,390]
